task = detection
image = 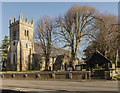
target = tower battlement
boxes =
[9,13,33,27]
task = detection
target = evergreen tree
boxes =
[0,36,9,71]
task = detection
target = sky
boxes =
[1,2,119,59]
[2,2,118,40]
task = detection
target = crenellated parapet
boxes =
[9,12,34,28]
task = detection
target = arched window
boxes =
[13,54,15,64]
[13,42,15,45]
[27,30,29,36]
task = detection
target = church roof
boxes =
[34,43,71,58]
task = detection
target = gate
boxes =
[91,69,105,79]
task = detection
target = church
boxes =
[7,13,80,71]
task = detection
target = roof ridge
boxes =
[34,43,71,52]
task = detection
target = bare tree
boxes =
[56,5,97,69]
[96,14,118,58]
[84,13,118,62]
[35,16,53,70]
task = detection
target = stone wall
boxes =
[1,71,91,80]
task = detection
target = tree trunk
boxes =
[45,55,49,71]
[72,44,79,70]
[115,50,118,68]
[70,47,74,67]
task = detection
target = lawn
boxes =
[0,70,43,73]
[112,74,120,80]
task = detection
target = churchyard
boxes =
[0,2,119,82]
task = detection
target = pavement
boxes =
[1,79,119,93]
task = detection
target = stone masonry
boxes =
[7,13,34,71]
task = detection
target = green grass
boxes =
[0,70,43,73]
[93,68,105,70]
[0,70,66,73]
[112,74,120,80]
[82,69,86,71]
[0,70,87,74]
[57,70,66,72]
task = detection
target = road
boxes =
[1,79,119,93]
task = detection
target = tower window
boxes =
[13,54,15,64]
[27,30,29,36]
[26,43,28,48]
[25,30,26,36]
[13,30,16,40]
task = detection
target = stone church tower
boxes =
[7,13,34,71]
